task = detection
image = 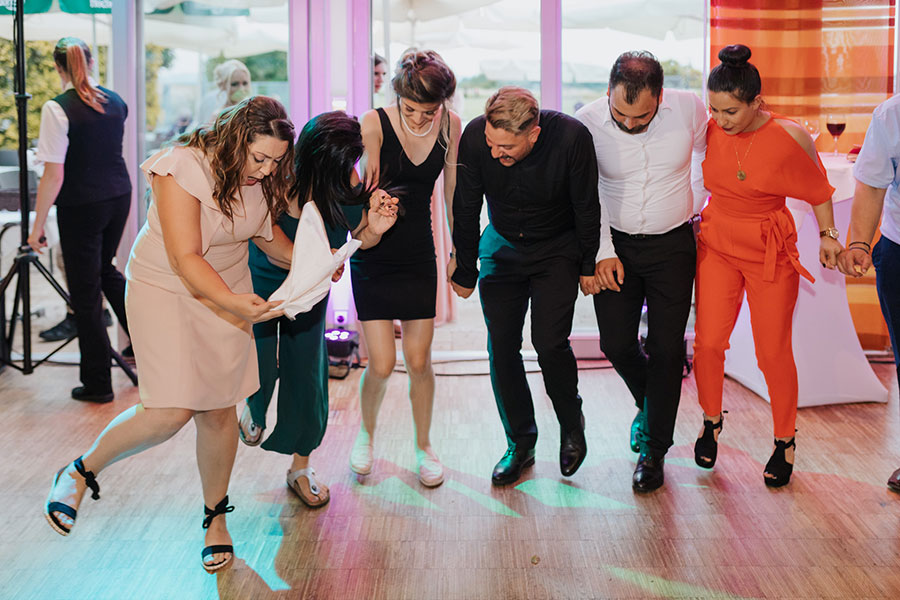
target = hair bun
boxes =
[718,44,751,67]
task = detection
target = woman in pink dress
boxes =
[44,96,296,573]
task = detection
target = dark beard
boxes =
[609,103,658,134]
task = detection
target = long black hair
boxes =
[290,111,368,230]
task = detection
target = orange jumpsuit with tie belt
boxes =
[693,116,834,437]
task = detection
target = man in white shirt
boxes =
[837,94,900,492]
[576,51,707,492]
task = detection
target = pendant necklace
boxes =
[399,100,436,138]
[733,127,759,181]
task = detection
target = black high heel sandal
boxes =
[201,496,235,573]
[764,438,795,488]
[45,456,100,536]
[694,412,725,469]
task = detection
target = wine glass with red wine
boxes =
[826,116,846,156]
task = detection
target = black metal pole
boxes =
[14,0,30,246]
[12,0,33,373]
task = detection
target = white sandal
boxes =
[286,467,330,508]
[238,403,263,446]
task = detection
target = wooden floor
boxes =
[1,267,899,599]
[1,340,898,599]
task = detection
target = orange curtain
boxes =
[710,0,895,154]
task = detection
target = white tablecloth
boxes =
[723,155,889,406]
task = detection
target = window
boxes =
[561,1,706,115]
[142,1,290,159]
[372,0,541,122]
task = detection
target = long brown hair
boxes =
[176,96,295,222]
[53,37,107,113]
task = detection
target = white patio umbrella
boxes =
[0,1,289,55]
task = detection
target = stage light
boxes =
[325,328,360,379]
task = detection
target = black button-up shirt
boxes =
[451,110,601,288]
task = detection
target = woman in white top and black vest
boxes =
[28,37,132,403]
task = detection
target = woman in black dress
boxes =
[350,49,460,486]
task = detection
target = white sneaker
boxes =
[350,430,374,475]
[416,447,444,487]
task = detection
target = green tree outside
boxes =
[0,40,171,151]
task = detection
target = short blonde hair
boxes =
[485,86,539,134]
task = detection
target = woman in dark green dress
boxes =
[239,112,398,506]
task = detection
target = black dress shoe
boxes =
[492,444,536,486]
[632,453,665,492]
[120,344,136,366]
[888,468,900,493]
[560,418,587,477]
[71,386,114,404]
[39,314,77,341]
[630,409,645,453]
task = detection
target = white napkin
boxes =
[267,203,361,320]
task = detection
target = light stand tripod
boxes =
[0,3,136,385]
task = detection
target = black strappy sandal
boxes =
[45,456,100,536]
[694,412,726,469]
[764,438,796,488]
[201,496,235,573]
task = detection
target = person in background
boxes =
[693,44,841,487]
[349,49,461,488]
[197,59,252,124]
[28,37,132,402]
[44,96,296,574]
[373,54,387,94]
[238,111,398,508]
[451,86,601,486]
[576,50,707,492]
[836,94,900,492]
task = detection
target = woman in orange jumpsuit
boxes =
[692,45,843,487]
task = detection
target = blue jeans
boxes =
[873,236,900,395]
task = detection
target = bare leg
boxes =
[400,318,436,451]
[357,319,397,437]
[291,454,309,471]
[48,404,194,529]
[194,406,239,566]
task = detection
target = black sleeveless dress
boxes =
[349,107,446,321]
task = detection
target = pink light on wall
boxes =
[288,0,310,126]
[347,0,372,119]
[308,0,331,118]
[540,0,562,111]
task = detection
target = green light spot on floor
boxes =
[515,479,635,510]
[445,479,521,517]
[353,476,441,511]
[606,566,750,599]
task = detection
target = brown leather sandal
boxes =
[286,467,330,508]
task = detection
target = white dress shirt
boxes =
[575,88,708,262]
[853,93,900,246]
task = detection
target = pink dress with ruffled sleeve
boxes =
[125,145,273,409]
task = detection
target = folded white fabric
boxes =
[268,202,361,320]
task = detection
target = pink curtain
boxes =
[430,173,457,326]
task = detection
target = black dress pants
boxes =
[592,222,696,457]
[56,193,131,393]
[478,225,583,450]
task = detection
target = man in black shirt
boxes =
[450,86,601,485]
